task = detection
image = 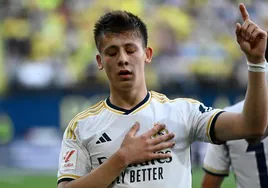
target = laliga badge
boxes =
[61,149,77,170]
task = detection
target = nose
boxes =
[117,51,128,66]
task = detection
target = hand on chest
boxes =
[87,115,187,163]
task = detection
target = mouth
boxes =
[118,70,132,79]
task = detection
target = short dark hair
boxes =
[93,10,148,50]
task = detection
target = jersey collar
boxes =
[105,92,151,115]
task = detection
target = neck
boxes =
[109,85,148,110]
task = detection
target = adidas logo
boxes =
[96,133,112,144]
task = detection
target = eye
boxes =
[127,50,135,54]
[108,52,117,57]
[126,47,136,54]
[106,49,117,57]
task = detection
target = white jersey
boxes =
[57,91,223,188]
[203,100,268,188]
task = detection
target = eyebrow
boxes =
[104,43,137,52]
[124,43,137,47]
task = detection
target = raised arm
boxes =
[58,123,175,188]
[213,3,268,142]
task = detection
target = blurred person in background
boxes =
[202,38,268,188]
[57,3,268,188]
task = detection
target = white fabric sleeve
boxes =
[184,99,224,144]
[203,143,230,176]
[57,121,91,184]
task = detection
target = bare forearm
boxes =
[243,69,268,136]
[64,150,127,188]
[214,71,268,141]
[202,174,224,188]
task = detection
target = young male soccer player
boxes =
[57,3,268,188]
[202,101,268,188]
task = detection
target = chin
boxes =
[120,84,135,91]
[117,82,135,91]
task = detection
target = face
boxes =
[96,32,153,91]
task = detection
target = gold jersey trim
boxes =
[66,101,105,140]
[104,92,151,115]
[129,93,152,115]
[151,91,200,104]
[151,91,170,103]
[203,164,229,175]
[103,101,125,115]
[177,98,200,104]
[206,109,222,143]
[58,174,81,180]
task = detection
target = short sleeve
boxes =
[202,143,230,176]
[184,99,224,144]
[57,121,91,184]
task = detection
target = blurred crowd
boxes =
[0,0,268,96]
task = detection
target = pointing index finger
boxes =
[239,3,250,21]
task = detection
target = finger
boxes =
[143,123,166,137]
[236,23,242,44]
[127,122,140,137]
[150,141,175,152]
[148,152,172,160]
[246,24,257,41]
[241,20,251,39]
[239,3,250,21]
[251,28,267,42]
[150,132,175,145]
[249,27,257,42]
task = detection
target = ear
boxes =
[96,54,104,70]
[145,47,153,64]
